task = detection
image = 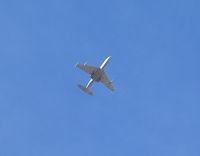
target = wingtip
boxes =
[74,62,79,68]
[110,87,115,92]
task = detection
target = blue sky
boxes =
[0,0,200,155]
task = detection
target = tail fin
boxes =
[78,85,93,96]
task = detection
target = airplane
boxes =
[75,56,114,96]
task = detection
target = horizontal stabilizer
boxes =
[78,85,93,96]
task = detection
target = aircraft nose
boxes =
[107,56,111,60]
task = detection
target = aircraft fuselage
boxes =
[91,68,103,82]
[76,56,114,96]
[90,56,111,82]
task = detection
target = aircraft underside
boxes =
[91,69,102,82]
[76,56,114,95]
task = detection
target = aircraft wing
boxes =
[100,72,114,91]
[76,64,97,75]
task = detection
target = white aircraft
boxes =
[76,56,114,96]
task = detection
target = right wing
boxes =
[76,64,97,75]
[100,72,114,91]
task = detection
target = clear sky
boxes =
[0,0,200,155]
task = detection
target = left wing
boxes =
[100,72,114,91]
[76,64,97,75]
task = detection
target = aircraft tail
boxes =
[78,85,93,96]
